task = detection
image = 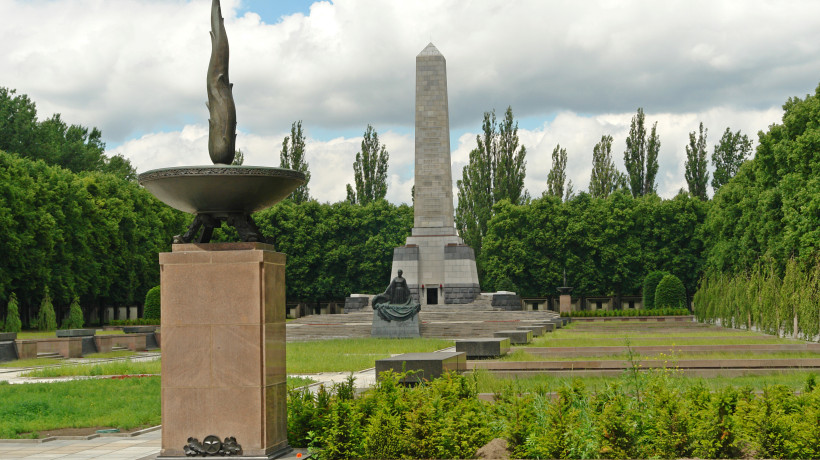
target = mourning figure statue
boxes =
[372,270,421,322]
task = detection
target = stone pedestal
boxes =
[558,286,573,314]
[158,243,288,459]
[371,311,420,338]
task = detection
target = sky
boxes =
[2,0,819,205]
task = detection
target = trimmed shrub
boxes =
[36,288,57,331]
[643,270,670,310]
[655,274,687,310]
[4,293,21,333]
[62,297,84,329]
[144,285,161,320]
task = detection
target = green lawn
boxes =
[287,337,453,374]
[22,359,161,378]
[15,330,126,339]
[501,349,820,362]
[0,377,160,439]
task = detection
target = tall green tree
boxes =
[495,107,529,205]
[685,122,709,200]
[346,124,388,205]
[545,144,567,199]
[280,120,311,203]
[589,135,624,199]
[711,127,752,194]
[231,149,244,165]
[624,108,660,197]
[456,107,528,254]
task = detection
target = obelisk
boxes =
[390,43,480,306]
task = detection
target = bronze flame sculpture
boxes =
[138,0,305,244]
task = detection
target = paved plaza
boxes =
[0,429,160,459]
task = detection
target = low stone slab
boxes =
[494,330,532,344]
[516,325,546,336]
[455,338,510,359]
[56,329,96,337]
[0,332,17,341]
[561,317,570,326]
[375,352,466,383]
[533,322,556,332]
[122,326,157,334]
[371,311,420,338]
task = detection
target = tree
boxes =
[4,293,21,333]
[36,287,57,331]
[456,107,528,254]
[589,135,623,199]
[63,297,84,329]
[685,122,709,200]
[711,127,752,193]
[346,124,388,205]
[144,285,161,320]
[545,144,567,199]
[655,274,687,309]
[280,121,311,203]
[624,108,660,197]
[643,270,670,310]
[231,148,244,165]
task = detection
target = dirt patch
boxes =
[475,437,510,459]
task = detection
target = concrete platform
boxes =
[516,325,545,336]
[493,330,532,344]
[375,352,466,383]
[455,338,510,359]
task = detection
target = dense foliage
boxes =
[694,258,820,339]
[642,270,668,310]
[654,274,686,310]
[249,199,413,301]
[291,371,820,459]
[480,191,709,298]
[703,83,820,275]
[346,124,389,205]
[280,120,311,203]
[0,150,185,326]
[143,286,161,320]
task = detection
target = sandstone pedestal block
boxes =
[158,243,288,459]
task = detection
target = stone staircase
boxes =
[36,351,64,360]
[286,299,559,342]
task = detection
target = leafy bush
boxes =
[143,286,161,320]
[655,274,687,310]
[36,288,57,331]
[4,293,22,333]
[563,308,689,318]
[110,318,160,326]
[643,270,669,310]
[62,297,84,329]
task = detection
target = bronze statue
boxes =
[207,0,236,165]
[372,270,421,322]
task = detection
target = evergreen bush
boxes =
[643,270,670,310]
[62,297,84,329]
[655,274,686,310]
[36,288,57,331]
[144,286,161,320]
[4,293,21,333]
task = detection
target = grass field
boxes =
[22,359,161,378]
[15,330,125,339]
[0,377,160,439]
[472,368,820,394]
[287,337,453,373]
[501,349,820,361]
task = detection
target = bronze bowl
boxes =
[138,165,305,216]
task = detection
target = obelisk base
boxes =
[158,243,288,458]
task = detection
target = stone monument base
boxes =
[371,311,420,338]
[158,243,288,459]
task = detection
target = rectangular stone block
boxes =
[517,325,546,337]
[494,330,532,344]
[375,352,465,383]
[455,338,510,359]
[533,322,556,332]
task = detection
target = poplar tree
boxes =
[589,135,621,198]
[231,149,244,165]
[280,120,311,203]
[456,107,527,254]
[346,124,388,205]
[624,108,660,197]
[711,127,752,193]
[685,122,709,200]
[545,144,567,199]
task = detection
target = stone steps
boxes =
[36,352,64,360]
[286,310,559,342]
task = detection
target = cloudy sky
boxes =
[2,0,819,204]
